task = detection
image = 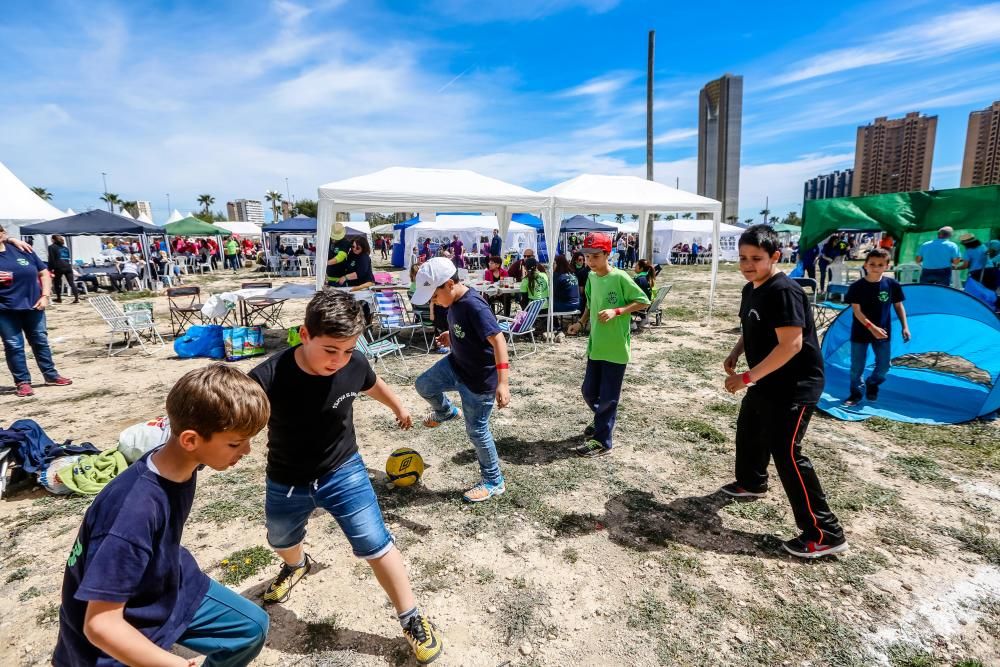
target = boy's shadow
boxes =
[240,577,409,659]
[451,435,581,466]
[555,489,785,558]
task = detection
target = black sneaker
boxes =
[573,439,610,458]
[843,394,863,407]
[583,422,595,438]
[262,554,313,603]
[782,534,849,559]
[865,386,878,401]
[719,482,768,498]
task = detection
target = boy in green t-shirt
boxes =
[567,232,650,457]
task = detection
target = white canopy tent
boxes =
[0,160,66,253]
[540,174,723,327]
[316,167,550,290]
[403,215,537,271]
[166,209,185,223]
[215,220,265,236]
[618,218,743,263]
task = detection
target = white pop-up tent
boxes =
[165,209,185,224]
[403,215,537,271]
[0,160,66,248]
[618,218,743,263]
[215,220,265,236]
[316,167,550,290]
[540,174,723,327]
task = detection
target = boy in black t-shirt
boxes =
[249,290,442,664]
[721,225,847,559]
[844,248,910,406]
[55,365,271,666]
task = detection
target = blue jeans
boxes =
[849,339,891,399]
[0,309,59,385]
[581,359,627,449]
[265,453,394,559]
[415,357,503,486]
[919,268,952,286]
[176,580,269,667]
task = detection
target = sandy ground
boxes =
[1,261,998,666]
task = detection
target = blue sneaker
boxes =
[463,479,506,503]
[423,405,460,428]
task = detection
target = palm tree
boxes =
[614,213,625,225]
[31,186,52,201]
[100,192,121,213]
[121,200,139,217]
[589,213,599,222]
[265,190,283,224]
[630,214,639,222]
[769,216,780,225]
[665,214,676,221]
[197,194,215,215]
[681,212,693,219]
[744,218,754,225]
[759,208,770,223]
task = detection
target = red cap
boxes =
[581,232,613,254]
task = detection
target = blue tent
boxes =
[391,216,423,267]
[512,213,548,262]
[21,209,161,236]
[819,284,1000,424]
[561,215,618,232]
[264,215,317,233]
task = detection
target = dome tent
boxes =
[819,284,1000,424]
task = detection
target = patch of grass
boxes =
[218,546,275,586]
[627,591,671,631]
[877,525,938,555]
[832,481,900,514]
[36,602,59,625]
[194,497,264,524]
[562,547,579,564]
[304,613,342,652]
[954,661,985,667]
[738,601,865,666]
[664,416,727,444]
[20,495,93,525]
[887,455,954,487]
[663,305,700,321]
[723,501,786,525]
[5,566,29,583]
[668,580,699,608]
[707,401,739,417]
[475,567,496,585]
[938,522,1000,565]
[411,556,452,593]
[18,586,42,602]
[885,641,938,666]
[495,577,551,645]
[976,595,1000,636]
[865,417,999,473]
[55,388,117,403]
[115,289,157,302]
[664,346,720,375]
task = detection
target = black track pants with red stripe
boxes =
[734,390,844,544]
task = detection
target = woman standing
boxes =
[0,225,72,397]
[47,235,79,304]
[338,236,376,289]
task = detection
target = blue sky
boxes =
[2,0,999,222]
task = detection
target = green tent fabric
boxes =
[801,184,1000,250]
[769,223,802,234]
[164,216,223,236]
[60,449,129,495]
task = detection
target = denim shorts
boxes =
[264,452,394,559]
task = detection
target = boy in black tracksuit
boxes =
[721,225,847,559]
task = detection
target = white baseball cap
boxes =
[411,257,458,305]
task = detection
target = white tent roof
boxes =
[137,211,154,224]
[540,174,721,214]
[166,209,185,223]
[65,208,76,215]
[315,167,550,289]
[408,215,533,235]
[618,218,742,234]
[0,160,65,225]
[215,220,264,236]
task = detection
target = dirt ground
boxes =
[1,261,998,667]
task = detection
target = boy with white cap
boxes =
[411,257,511,502]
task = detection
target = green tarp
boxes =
[769,222,802,234]
[800,184,1000,251]
[164,216,223,236]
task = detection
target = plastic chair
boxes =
[89,295,165,355]
[356,330,408,380]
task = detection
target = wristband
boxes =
[863,320,873,329]
[741,371,754,387]
[496,363,510,370]
[614,307,622,316]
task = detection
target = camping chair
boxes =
[811,277,849,331]
[894,263,921,285]
[357,330,408,380]
[241,282,285,329]
[645,283,673,326]
[296,255,313,277]
[371,291,427,350]
[166,286,205,337]
[89,295,165,356]
[497,298,544,357]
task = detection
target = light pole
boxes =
[166,193,171,215]
[101,172,110,211]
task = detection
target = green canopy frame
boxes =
[801,184,1000,252]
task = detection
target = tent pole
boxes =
[707,206,721,321]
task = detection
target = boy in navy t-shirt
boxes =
[412,257,511,503]
[844,248,911,406]
[55,365,271,666]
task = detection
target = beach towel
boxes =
[60,450,129,496]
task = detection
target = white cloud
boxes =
[425,0,621,23]
[737,152,854,219]
[559,72,636,98]
[765,4,1000,87]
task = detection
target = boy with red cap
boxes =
[567,232,650,457]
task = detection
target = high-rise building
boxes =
[135,200,154,221]
[804,169,854,204]
[226,199,265,226]
[961,100,1000,188]
[852,112,937,196]
[697,73,743,223]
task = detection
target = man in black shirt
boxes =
[722,225,847,559]
[249,290,443,663]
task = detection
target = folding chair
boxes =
[89,295,165,356]
[166,286,205,337]
[240,282,286,329]
[645,283,673,326]
[356,330,408,380]
[371,290,427,350]
[497,298,544,357]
